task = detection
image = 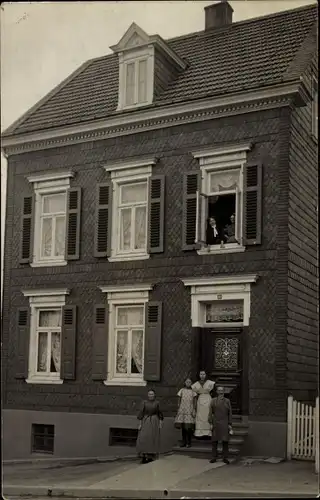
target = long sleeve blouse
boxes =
[137,400,164,420]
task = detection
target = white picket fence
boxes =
[287,395,319,473]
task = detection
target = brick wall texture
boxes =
[2,104,318,421]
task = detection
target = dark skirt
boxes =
[136,415,161,456]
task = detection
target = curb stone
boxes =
[3,486,318,499]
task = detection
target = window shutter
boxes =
[15,308,30,379]
[92,305,108,380]
[20,195,34,264]
[144,302,162,382]
[243,163,263,246]
[65,188,82,260]
[182,171,200,251]
[61,306,77,380]
[94,183,112,258]
[148,175,165,253]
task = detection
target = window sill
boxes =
[30,260,67,268]
[26,378,63,385]
[108,254,150,262]
[197,245,246,255]
[104,379,147,387]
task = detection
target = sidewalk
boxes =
[3,455,319,499]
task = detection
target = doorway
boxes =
[200,327,243,415]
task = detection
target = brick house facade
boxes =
[2,2,318,460]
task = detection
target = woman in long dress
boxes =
[175,377,197,448]
[192,370,215,438]
[136,389,163,464]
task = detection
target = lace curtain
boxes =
[37,311,61,373]
[210,170,240,193]
[116,331,128,373]
[54,216,65,257]
[131,330,143,374]
[135,207,146,249]
[42,218,52,257]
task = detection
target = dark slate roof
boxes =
[3,3,318,137]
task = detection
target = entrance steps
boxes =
[172,418,249,459]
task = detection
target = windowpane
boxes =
[55,216,66,257]
[51,332,61,373]
[39,310,61,328]
[131,330,143,374]
[43,194,66,214]
[134,206,147,249]
[116,330,128,374]
[210,170,240,193]
[41,218,52,257]
[138,60,147,103]
[121,183,147,204]
[117,306,144,326]
[205,300,243,323]
[125,63,135,106]
[37,332,48,372]
[120,209,132,251]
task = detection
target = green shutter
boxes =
[15,308,30,379]
[20,195,34,264]
[144,302,163,382]
[182,171,200,250]
[148,175,165,253]
[243,163,263,246]
[94,183,112,258]
[61,306,77,380]
[92,305,108,380]
[65,188,82,260]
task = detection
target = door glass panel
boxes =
[214,337,239,370]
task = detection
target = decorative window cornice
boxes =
[103,157,157,173]
[100,284,153,294]
[22,288,70,297]
[182,275,258,287]
[27,171,74,184]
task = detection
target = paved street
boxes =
[3,455,319,499]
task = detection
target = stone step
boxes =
[192,436,245,447]
[173,444,241,459]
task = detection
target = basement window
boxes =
[31,424,54,454]
[109,427,138,447]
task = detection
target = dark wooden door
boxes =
[201,328,243,415]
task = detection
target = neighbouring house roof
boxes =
[2,3,317,138]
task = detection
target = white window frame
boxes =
[27,172,74,267]
[100,285,153,386]
[22,288,70,384]
[312,77,318,140]
[117,46,154,111]
[104,158,156,262]
[192,144,251,255]
[182,275,258,328]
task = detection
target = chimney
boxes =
[205,1,233,30]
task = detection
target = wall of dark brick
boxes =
[286,63,319,403]
[3,107,294,420]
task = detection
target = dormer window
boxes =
[125,58,148,106]
[110,22,187,112]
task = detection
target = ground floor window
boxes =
[114,305,145,377]
[35,309,62,375]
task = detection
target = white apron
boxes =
[192,380,215,437]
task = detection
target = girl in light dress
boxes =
[192,370,215,438]
[175,378,197,448]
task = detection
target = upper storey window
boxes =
[110,22,186,112]
[125,58,148,106]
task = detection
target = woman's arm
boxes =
[227,399,233,426]
[137,401,145,421]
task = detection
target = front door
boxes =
[201,328,243,415]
